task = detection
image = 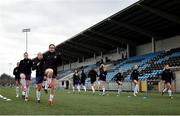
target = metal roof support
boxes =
[117,47,119,54]
[137,4,180,25]
[89,29,135,46]
[152,37,155,53]
[127,44,130,58]
[62,49,85,58]
[77,58,80,63]
[82,33,120,47]
[101,51,103,58]
[69,61,71,70]
[94,53,96,60]
[108,18,160,38]
[68,40,107,53]
[62,54,79,59]
[82,57,85,63]
[65,42,93,53]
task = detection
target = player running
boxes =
[19,52,33,101]
[161,64,175,99]
[114,69,124,96]
[43,44,62,106]
[72,70,81,94]
[99,64,107,96]
[13,62,20,98]
[131,65,140,96]
[32,52,44,103]
[80,66,87,92]
[88,67,99,95]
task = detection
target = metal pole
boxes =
[23,28,30,52]
[127,44,130,58]
[152,37,155,53]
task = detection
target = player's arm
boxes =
[13,68,16,76]
[32,59,38,71]
[18,60,23,74]
[29,59,33,68]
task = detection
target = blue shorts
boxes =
[36,76,43,84]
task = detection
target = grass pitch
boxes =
[0,87,180,115]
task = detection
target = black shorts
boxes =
[73,80,80,86]
[165,81,172,84]
[25,74,31,80]
[80,80,85,85]
[36,76,43,84]
[91,79,96,84]
[100,78,106,82]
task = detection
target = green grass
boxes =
[0,87,180,115]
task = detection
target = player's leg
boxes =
[72,82,75,93]
[49,77,57,106]
[15,79,20,97]
[91,83,95,94]
[97,81,100,92]
[45,68,55,106]
[133,80,138,96]
[82,82,86,92]
[117,81,122,95]
[162,82,167,96]
[20,73,27,99]
[102,81,106,96]
[136,81,139,93]
[77,82,81,93]
[43,76,48,94]
[36,77,43,103]
[167,83,173,98]
[25,75,31,101]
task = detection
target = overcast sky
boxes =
[0,0,138,76]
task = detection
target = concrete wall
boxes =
[175,71,180,92]
[136,35,180,55]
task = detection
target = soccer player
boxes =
[72,70,81,94]
[88,67,98,95]
[32,52,44,103]
[114,69,124,96]
[99,64,107,96]
[19,52,33,101]
[161,64,175,99]
[80,66,87,92]
[43,44,62,106]
[13,62,20,98]
[131,65,140,96]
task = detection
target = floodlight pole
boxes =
[22,28,31,52]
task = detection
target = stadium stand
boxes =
[58,47,180,83]
[31,0,180,92]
